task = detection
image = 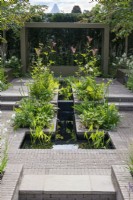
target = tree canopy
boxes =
[71,5,82,13]
[0,0,47,42]
[88,0,133,39]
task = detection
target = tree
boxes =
[88,0,133,39]
[71,5,82,13]
[0,0,47,60]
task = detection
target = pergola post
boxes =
[102,26,109,75]
[20,27,28,73]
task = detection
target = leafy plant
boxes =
[29,50,59,101]
[12,98,55,130]
[126,55,133,91]
[0,120,8,176]
[0,140,8,175]
[5,56,22,77]
[59,79,72,100]
[30,126,52,149]
[0,67,9,91]
[79,130,110,149]
[112,53,133,70]
[128,143,133,176]
[73,76,110,101]
[127,75,133,91]
[74,102,120,130]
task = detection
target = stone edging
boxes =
[1,164,23,200]
[111,165,133,200]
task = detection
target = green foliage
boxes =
[59,79,72,100]
[73,76,110,101]
[0,143,8,175]
[74,102,120,130]
[88,0,133,39]
[47,13,83,22]
[5,56,22,77]
[29,48,59,100]
[0,127,8,175]
[0,64,9,91]
[12,98,55,130]
[112,53,133,69]
[127,75,133,91]
[74,42,100,77]
[79,130,110,149]
[128,143,133,176]
[71,5,82,13]
[30,127,52,149]
[126,54,133,91]
[0,1,46,32]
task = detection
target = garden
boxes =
[1,0,133,200]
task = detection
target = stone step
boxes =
[1,101,133,111]
[0,101,18,110]
[0,95,27,101]
[109,102,133,111]
[107,96,133,102]
[19,175,116,200]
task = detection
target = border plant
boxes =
[0,112,8,179]
[0,57,10,91]
[79,130,111,149]
[74,101,120,130]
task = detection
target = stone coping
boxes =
[1,164,23,200]
[111,165,133,200]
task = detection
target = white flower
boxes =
[3,128,8,134]
[11,113,16,119]
[85,64,88,69]
[89,67,93,72]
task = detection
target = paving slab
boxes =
[89,175,115,193]
[19,175,115,194]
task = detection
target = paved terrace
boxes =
[0,78,133,177]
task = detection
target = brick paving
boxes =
[1,78,133,199]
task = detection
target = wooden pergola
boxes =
[20,22,109,75]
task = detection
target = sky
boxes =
[29,0,97,13]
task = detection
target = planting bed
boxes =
[19,81,115,150]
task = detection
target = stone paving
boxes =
[1,78,133,199]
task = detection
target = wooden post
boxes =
[20,27,28,73]
[125,36,128,56]
[102,26,109,75]
[2,30,7,66]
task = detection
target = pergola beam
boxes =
[25,22,108,29]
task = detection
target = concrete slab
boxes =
[90,175,115,193]
[19,175,44,193]
[19,175,115,195]
[44,175,91,194]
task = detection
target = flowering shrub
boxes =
[112,53,133,70]
[72,36,100,77]
[5,56,21,77]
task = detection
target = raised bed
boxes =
[117,69,129,85]
[50,66,79,77]
[111,165,133,200]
